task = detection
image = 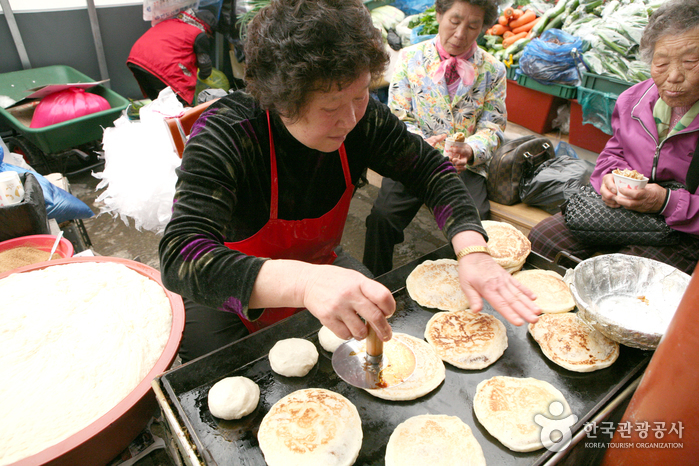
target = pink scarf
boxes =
[433,39,476,87]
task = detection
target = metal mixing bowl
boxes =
[569,254,690,350]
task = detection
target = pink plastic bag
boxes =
[30,87,111,128]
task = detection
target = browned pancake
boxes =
[481,221,531,272]
[424,311,507,369]
[528,312,619,372]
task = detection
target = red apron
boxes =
[224,111,355,333]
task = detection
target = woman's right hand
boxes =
[600,173,622,208]
[300,264,396,342]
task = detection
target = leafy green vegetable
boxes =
[408,6,439,35]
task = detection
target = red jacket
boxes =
[127,13,210,104]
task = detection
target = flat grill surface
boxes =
[159,247,652,465]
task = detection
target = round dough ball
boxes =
[318,325,348,353]
[269,338,319,377]
[208,376,260,420]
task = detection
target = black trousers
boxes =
[363,170,490,277]
[178,246,373,363]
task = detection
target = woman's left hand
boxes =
[458,252,540,325]
[452,232,540,326]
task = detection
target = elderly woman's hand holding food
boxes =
[600,173,669,213]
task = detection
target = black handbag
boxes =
[563,137,699,246]
[486,135,556,205]
[562,184,682,246]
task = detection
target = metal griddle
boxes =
[155,246,652,465]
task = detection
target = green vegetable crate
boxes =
[0,65,128,155]
[516,73,578,100]
[505,65,518,81]
[580,72,633,96]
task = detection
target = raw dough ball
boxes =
[208,376,260,420]
[269,338,319,377]
[318,325,348,353]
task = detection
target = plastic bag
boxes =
[410,24,437,45]
[555,141,579,159]
[578,87,617,135]
[138,87,185,124]
[144,0,199,25]
[551,103,571,135]
[0,172,50,242]
[94,88,182,233]
[195,67,230,102]
[0,146,94,223]
[392,0,433,16]
[30,88,111,129]
[519,155,594,214]
[518,29,585,86]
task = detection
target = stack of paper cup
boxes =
[0,171,25,207]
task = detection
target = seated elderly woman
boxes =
[529,0,699,275]
[363,0,506,277]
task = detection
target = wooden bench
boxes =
[488,201,551,237]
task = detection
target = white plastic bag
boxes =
[139,87,185,123]
[143,0,200,25]
[93,88,183,233]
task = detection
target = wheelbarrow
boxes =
[0,65,129,176]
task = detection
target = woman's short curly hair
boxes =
[434,0,502,31]
[244,0,389,121]
[640,0,699,64]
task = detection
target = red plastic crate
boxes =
[569,99,612,154]
[505,79,568,134]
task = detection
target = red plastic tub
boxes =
[506,78,568,134]
[0,234,74,260]
[569,99,612,154]
[1,256,185,466]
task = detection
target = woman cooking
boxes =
[159,0,539,362]
[529,0,699,275]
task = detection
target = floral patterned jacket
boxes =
[388,38,507,179]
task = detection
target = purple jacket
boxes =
[590,79,699,237]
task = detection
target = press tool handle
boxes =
[365,322,383,364]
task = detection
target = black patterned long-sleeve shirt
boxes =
[159,91,486,320]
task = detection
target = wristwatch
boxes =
[456,246,490,260]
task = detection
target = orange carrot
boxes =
[486,27,494,35]
[502,31,529,48]
[503,31,515,39]
[511,17,540,34]
[498,15,508,26]
[511,9,524,19]
[490,24,511,36]
[509,9,536,29]
[503,7,515,19]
